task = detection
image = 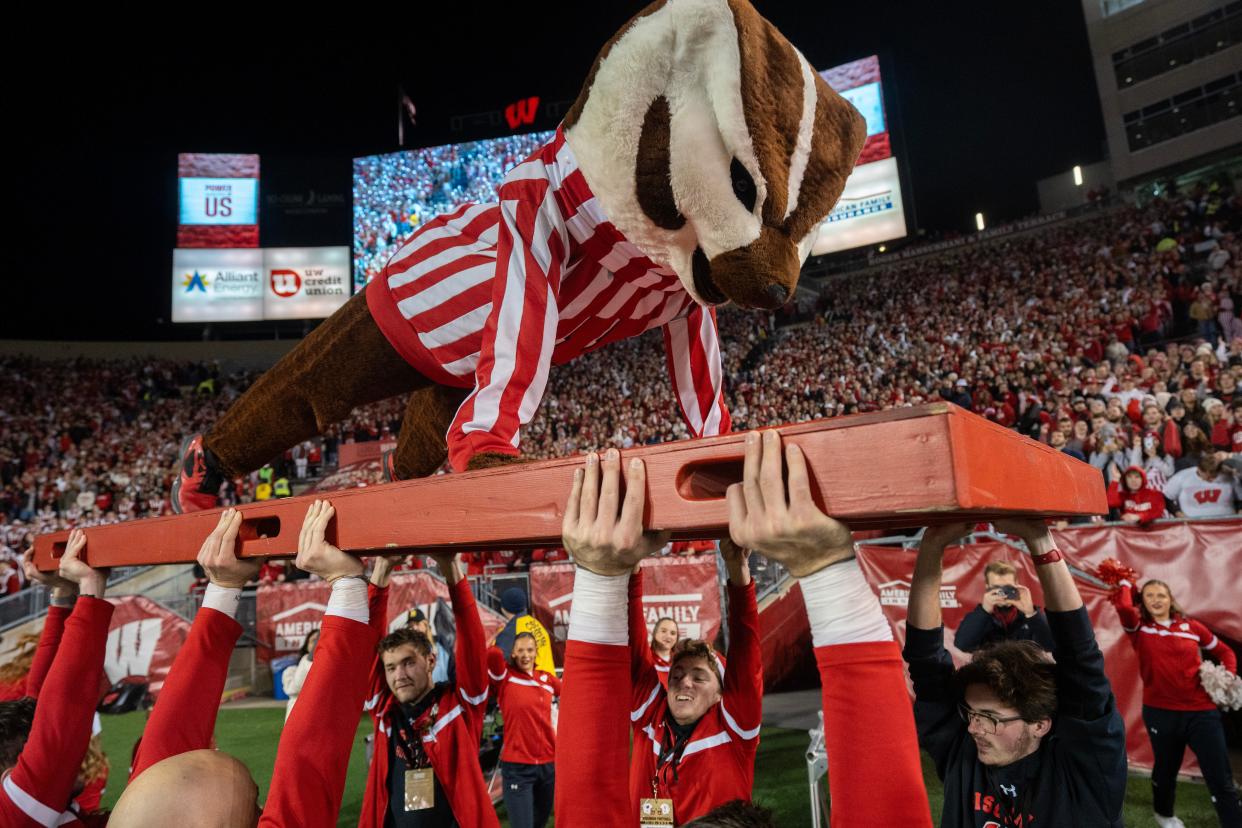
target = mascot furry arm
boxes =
[173,0,865,512]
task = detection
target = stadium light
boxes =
[1073,165,1083,186]
[975,212,985,232]
[878,244,886,253]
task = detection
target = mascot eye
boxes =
[730,158,757,213]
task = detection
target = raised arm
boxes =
[627,566,658,687]
[718,541,762,742]
[19,548,77,698]
[362,556,397,716]
[131,509,259,779]
[2,531,114,828]
[445,172,567,471]
[556,449,668,828]
[726,430,932,827]
[662,304,731,438]
[1108,580,1142,632]
[262,499,380,828]
[993,520,1110,720]
[433,551,490,733]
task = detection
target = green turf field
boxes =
[98,709,1223,826]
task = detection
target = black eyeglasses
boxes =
[958,703,1024,735]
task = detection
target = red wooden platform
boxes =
[32,404,1106,570]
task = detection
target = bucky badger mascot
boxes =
[173,0,865,511]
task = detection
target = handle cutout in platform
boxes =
[240,516,282,542]
[676,458,745,501]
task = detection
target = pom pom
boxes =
[1090,558,1141,587]
[1199,661,1242,711]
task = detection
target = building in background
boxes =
[1080,0,1241,198]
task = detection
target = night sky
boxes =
[13,1,1104,342]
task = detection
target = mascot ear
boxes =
[636,96,685,231]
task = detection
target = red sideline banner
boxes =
[1051,519,1242,642]
[105,596,192,701]
[530,556,722,666]
[255,572,506,661]
[856,540,1194,777]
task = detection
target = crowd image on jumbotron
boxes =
[6,2,1242,826]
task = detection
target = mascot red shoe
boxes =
[173,0,866,512]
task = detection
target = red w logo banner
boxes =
[505,96,540,130]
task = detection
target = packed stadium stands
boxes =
[3,189,1240,583]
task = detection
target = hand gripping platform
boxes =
[32,404,1106,570]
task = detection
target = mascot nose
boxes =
[765,284,791,307]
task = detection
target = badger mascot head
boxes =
[565,0,866,310]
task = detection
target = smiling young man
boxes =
[627,538,761,822]
[359,551,495,828]
[904,519,1127,827]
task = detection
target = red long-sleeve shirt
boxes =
[366,126,730,472]
[486,647,561,765]
[129,606,242,779]
[628,577,762,823]
[359,579,497,827]
[1,597,113,828]
[261,615,380,828]
[817,640,932,827]
[1112,587,1237,710]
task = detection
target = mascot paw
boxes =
[466,452,523,471]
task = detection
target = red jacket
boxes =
[360,579,497,827]
[486,647,561,765]
[1105,468,1165,525]
[1,597,113,828]
[1112,587,1237,710]
[627,575,762,823]
[556,570,931,828]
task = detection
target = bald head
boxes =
[111,750,260,828]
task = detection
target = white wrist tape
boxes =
[567,568,629,646]
[325,576,369,624]
[202,584,242,619]
[802,557,893,647]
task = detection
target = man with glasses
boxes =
[903,519,1127,827]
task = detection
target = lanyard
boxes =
[390,696,439,769]
[651,719,693,796]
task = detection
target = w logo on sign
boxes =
[104,618,163,683]
[271,269,302,298]
[1193,489,1222,505]
[505,96,540,130]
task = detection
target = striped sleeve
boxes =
[662,303,731,438]
[446,167,568,471]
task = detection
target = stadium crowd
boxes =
[4,188,1242,583]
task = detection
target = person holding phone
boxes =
[954,561,1055,653]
